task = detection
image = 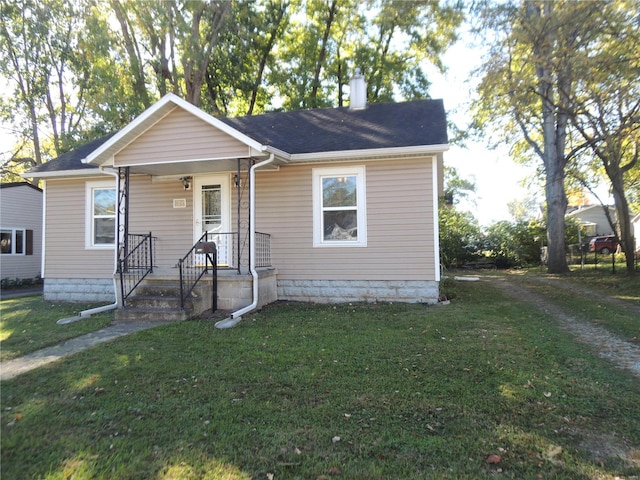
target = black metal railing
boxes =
[255,232,272,268]
[200,231,271,273]
[179,232,217,311]
[118,232,155,307]
[210,232,239,272]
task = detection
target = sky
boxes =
[424,37,537,226]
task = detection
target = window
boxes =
[1,228,30,255]
[313,166,367,247]
[86,181,116,248]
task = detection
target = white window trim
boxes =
[85,179,116,249]
[0,227,25,255]
[312,165,367,247]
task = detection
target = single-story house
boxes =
[566,204,617,237]
[24,77,448,322]
[0,182,43,284]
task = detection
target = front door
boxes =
[194,175,231,266]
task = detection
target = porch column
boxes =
[117,166,130,267]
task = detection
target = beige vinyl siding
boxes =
[0,185,42,280]
[44,178,114,279]
[255,157,437,281]
[127,175,194,267]
[114,108,250,166]
[43,175,212,278]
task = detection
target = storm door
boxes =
[194,175,231,266]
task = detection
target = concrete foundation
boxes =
[277,279,440,304]
[44,278,116,303]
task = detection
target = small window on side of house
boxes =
[0,228,30,255]
[86,180,116,248]
[312,166,367,247]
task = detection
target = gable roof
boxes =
[82,94,266,168]
[566,204,616,217]
[25,93,448,177]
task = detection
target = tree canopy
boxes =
[0,0,463,180]
[471,0,640,274]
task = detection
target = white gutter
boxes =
[217,153,275,328]
[277,144,450,163]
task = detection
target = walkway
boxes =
[1,322,157,381]
[482,273,640,379]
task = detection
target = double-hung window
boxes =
[1,228,27,255]
[312,166,367,247]
[86,181,116,248]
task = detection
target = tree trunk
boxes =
[111,0,151,108]
[531,0,570,274]
[610,169,636,275]
[545,161,569,273]
[310,0,338,107]
[28,101,42,166]
[247,2,287,116]
[183,1,230,107]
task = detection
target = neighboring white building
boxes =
[0,182,43,283]
[566,204,617,237]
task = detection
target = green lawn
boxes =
[0,296,113,362]
[2,278,639,479]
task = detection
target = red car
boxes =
[588,235,618,254]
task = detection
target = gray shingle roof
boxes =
[221,99,448,154]
[28,99,447,174]
[28,133,117,174]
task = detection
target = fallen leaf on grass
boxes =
[486,454,502,464]
[544,445,563,464]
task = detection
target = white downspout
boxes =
[217,153,274,328]
[57,167,119,325]
[82,166,120,316]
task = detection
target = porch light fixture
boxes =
[180,176,192,191]
[233,174,243,188]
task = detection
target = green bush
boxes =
[0,276,42,290]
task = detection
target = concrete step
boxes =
[125,294,183,310]
[116,278,195,323]
[134,283,183,297]
[115,306,190,323]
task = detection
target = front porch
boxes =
[115,230,276,323]
[114,267,278,323]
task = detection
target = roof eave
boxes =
[20,169,106,179]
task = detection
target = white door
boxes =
[194,175,231,266]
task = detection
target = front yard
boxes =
[1,273,639,479]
